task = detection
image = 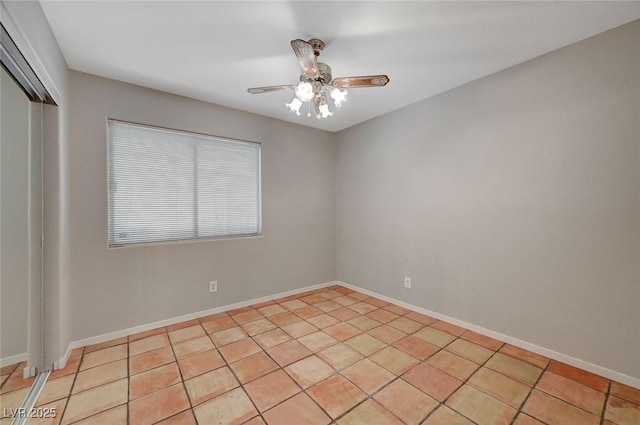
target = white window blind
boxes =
[108,120,261,246]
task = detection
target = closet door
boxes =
[1,66,44,375]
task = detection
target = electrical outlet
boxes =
[404,277,412,289]
[209,280,218,293]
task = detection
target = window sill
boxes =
[108,233,264,249]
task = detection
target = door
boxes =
[0,66,44,375]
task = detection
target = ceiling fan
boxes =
[248,38,390,119]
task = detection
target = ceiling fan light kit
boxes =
[295,81,315,102]
[248,38,389,119]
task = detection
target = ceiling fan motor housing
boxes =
[308,38,325,56]
[301,62,332,85]
[317,63,332,84]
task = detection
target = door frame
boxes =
[1,22,55,377]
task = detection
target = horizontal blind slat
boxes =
[108,120,260,246]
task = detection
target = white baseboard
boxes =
[23,366,37,379]
[337,281,640,390]
[0,353,27,368]
[55,280,337,370]
[54,278,639,389]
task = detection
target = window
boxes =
[108,120,261,246]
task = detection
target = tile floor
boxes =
[1,285,639,424]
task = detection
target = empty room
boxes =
[1,1,639,424]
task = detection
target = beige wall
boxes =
[67,71,336,342]
[336,21,640,380]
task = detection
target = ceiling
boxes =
[40,1,640,133]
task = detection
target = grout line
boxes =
[206,315,268,425]
[55,351,84,423]
[211,303,309,423]
[0,363,21,392]
[50,286,631,425]
[172,322,205,425]
[60,353,128,424]
[525,364,612,418]
[336,291,437,422]
[251,302,338,423]
[508,356,551,425]
[600,380,612,425]
[425,338,499,425]
[292,294,414,423]
[251,290,379,422]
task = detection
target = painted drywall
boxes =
[67,71,336,342]
[336,20,640,380]
[1,0,72,369]
[0,67,30,361]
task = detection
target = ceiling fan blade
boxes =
[247,84,296,94]
[331,75,390,88]
[291,39,319,79]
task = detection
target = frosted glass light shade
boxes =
[319,103,333,118]
[295,81,314,102]
[285,97,303,115]
[330,87,348,108]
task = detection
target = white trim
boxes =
[55,281,336,369]
[22,366,36,379]
[0,1,62,104]
[0,352,27,368]
[337,281,640,390]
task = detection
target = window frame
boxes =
[106,118,262,248]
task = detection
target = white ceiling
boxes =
[40,1,640,132]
